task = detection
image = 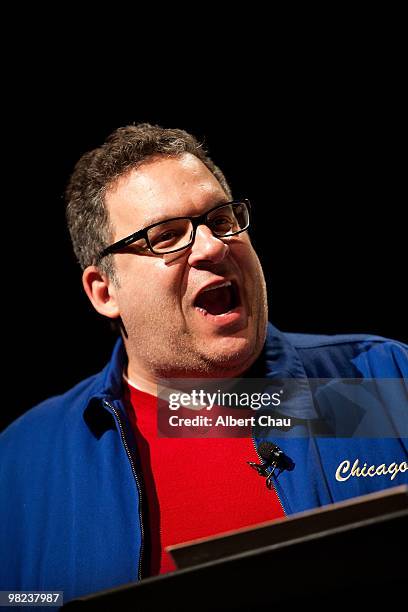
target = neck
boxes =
[125,356,265,398]
[123,334,266,398]
[124,363,160,396]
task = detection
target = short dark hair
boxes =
[65,123,232,281]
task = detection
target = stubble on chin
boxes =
[125,269,268,380]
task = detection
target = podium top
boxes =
[167,484,408,569]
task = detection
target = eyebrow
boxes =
[140,199,230,228]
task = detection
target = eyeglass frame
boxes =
[97,199,251,259]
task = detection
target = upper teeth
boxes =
[201,281,232,293]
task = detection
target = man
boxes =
[1,124,407,602]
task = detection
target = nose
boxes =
[187,224,229,268]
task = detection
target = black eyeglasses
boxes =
[98,199,251,258]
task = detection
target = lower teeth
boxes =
[196,307,231,316]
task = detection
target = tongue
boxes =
[195,286,233,315]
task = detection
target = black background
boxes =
[3,58,406,431]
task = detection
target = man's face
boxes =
[105,153,268,379]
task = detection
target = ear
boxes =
[82,266,120,319]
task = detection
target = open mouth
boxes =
[194,280,241,316]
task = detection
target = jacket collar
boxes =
[263,322,308,379]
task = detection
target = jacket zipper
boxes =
[251,435,286,516]
[103,399,145,581]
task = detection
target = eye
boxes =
[150,230,176,247]
[148,222,188,248]
[210,215,234,233]
[157,230,176,242]
[155,230,178,245]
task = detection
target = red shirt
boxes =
[123,382,285,576]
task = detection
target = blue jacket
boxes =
[1,324,407,601]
